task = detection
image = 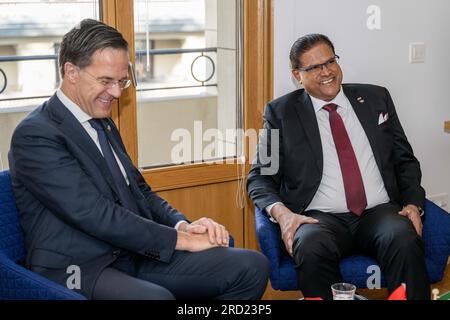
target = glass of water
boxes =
[331,283,356,300]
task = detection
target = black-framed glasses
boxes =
[298,55,340,74]
[78,68,132,90]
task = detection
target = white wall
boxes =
[274,0,450,206]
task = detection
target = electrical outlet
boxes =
[409,42,426,63]
[428,193,448,209]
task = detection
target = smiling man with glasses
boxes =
[247,33,430,300]
[78,67,132,90]
[296,55,339,74]
[9,19,269,300]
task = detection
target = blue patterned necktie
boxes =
[88,119,139,213]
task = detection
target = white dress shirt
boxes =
[266,88,390,217]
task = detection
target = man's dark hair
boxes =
[289,33,335,70]
[59,19,129,77]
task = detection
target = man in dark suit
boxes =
[8,19,269,300]
[247,34,430,299]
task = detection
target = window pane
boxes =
[0,0,100,170]
[134,0,243,169]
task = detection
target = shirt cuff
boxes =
[265,202,285,223]
[174,220,188,231]
[418,207,425,217]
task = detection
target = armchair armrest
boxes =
[0,252,86,300]
[254,207,282,269]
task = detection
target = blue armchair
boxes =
[1,169,235,300]
[0,170,86,300]
[255,200,450,291]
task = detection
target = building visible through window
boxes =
[0,0,100,169]
[134,0,242,168]
[0,0,243,170]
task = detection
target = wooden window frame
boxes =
[101,0,273,195]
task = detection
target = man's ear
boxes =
[64,62,78,84]
[291,69,302,84]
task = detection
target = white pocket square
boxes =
[378,112,389,125]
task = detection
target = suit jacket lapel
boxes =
[294,91,323,171]
[46,95,119,196]
[342,85,383,169]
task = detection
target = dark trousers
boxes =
[292,202,430,300]
[92,247,270,300]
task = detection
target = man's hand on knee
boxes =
[271,204,319,257]
[398,204,423,236]
[180,217,230,247]
[175,231,221,252]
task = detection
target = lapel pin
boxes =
[357,97,365,103]
[107,125,111,132]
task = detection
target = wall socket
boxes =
[409,42,426,63]
[428,193,448,209]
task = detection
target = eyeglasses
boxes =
[297,55,340,74]
[78,68,131,90]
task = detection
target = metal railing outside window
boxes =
[0,47,217,102]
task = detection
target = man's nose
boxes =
[107,84,122,98]
[319,64,332,75]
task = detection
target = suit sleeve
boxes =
[10,123,177,263]
[384,88,425,209]
[247,102,285,211]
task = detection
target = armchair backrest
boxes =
[0,170,25,262]
[422,199,450,282]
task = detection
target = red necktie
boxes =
[323,103,367,215]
